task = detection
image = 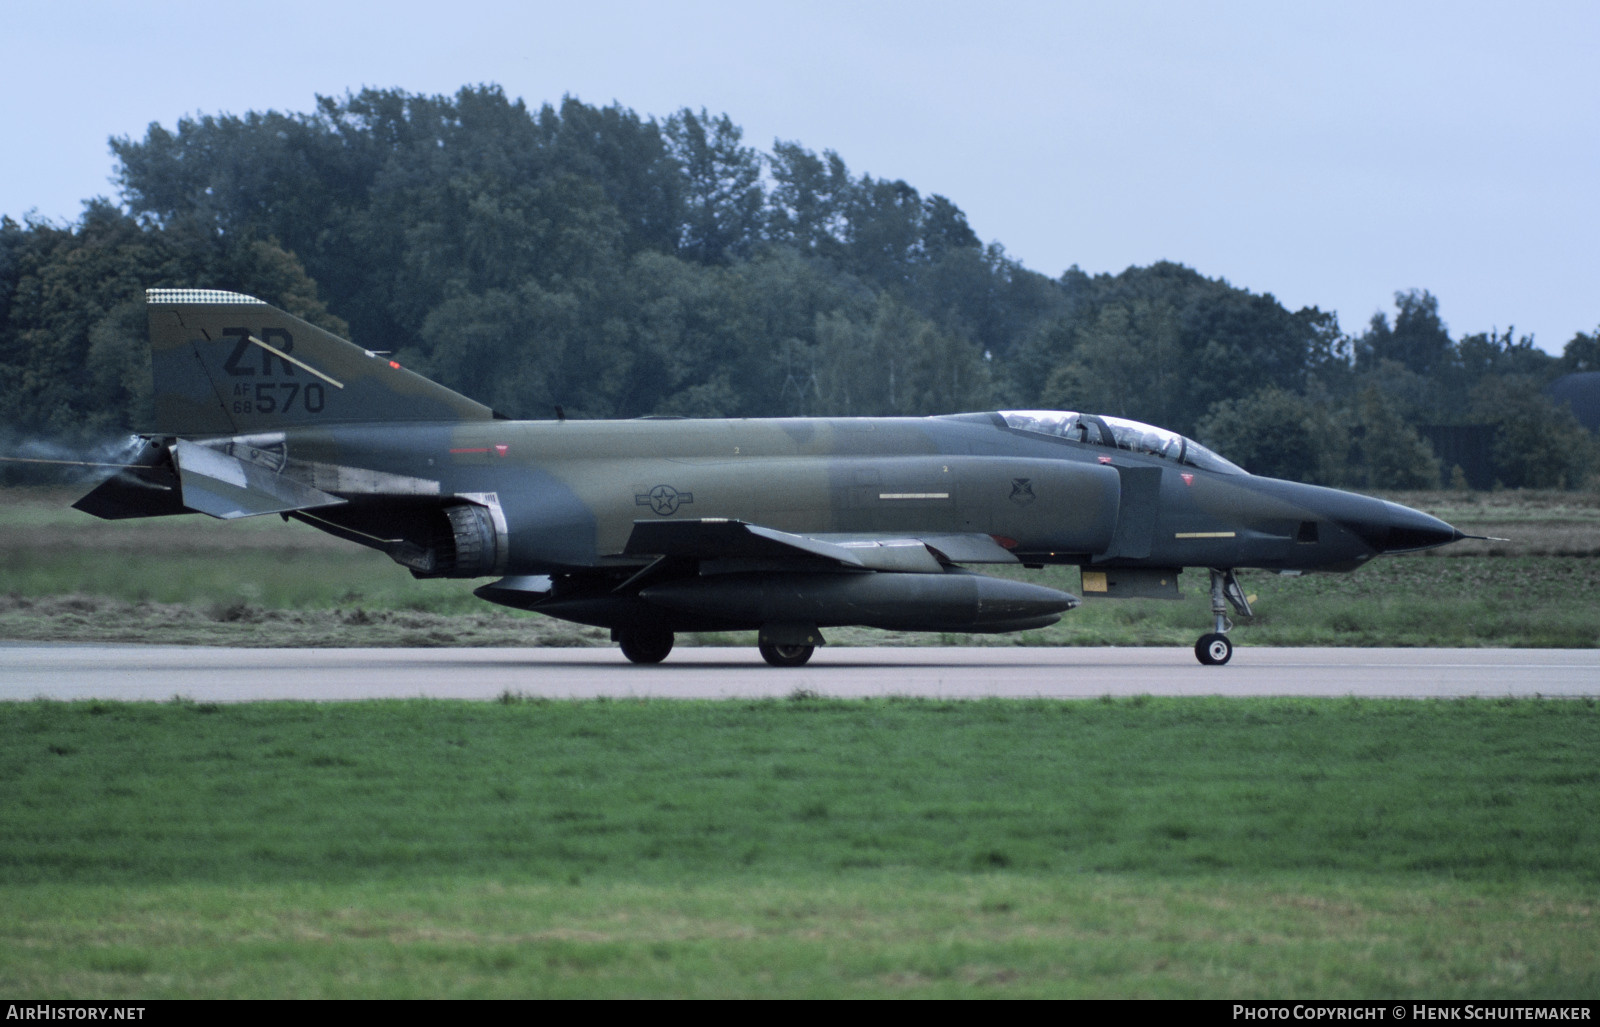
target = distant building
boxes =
[1546,372,1600,434]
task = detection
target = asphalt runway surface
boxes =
[1,644,1596,701]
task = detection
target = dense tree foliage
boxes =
[1560,328,1600,374]
[2,85,1593,489]
[0,201,343,442]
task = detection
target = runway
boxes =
[1,644,1596,701]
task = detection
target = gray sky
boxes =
[5,0,1596,352]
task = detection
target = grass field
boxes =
[2,696,1597,997]
[5,487,1599,997]
[2,486,1598,648]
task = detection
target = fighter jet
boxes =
[73,289,1470,666]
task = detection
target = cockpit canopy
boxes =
[998,410,1247,475]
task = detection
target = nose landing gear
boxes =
[1197,568,1252,665]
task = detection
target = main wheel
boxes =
[619,626,674,664]
[1195,632,1233,666]
[758,642,815,667]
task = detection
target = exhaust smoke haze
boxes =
[0,434,146,484]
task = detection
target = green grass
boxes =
[5,876,1592,998]
[0,547,491,611]
[0,490,488,613]
[8,487,1598,997]
[4,554,1597,649]
[2,697,1597,996]
[9,697,1596,884]
[4,485,1598,647]
[999,555,1600,649]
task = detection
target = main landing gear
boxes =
[758,642,815,667]
[614,625,822,666]
[616,624,674,664]
[1196,568,1252,666]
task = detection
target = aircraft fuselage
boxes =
[259,412,1455,579]
[73,288,1469,666]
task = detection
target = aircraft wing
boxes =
[622,518,1018,573]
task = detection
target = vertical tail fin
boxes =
[148,289,495,435]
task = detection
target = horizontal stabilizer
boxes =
[71,439,188,520]
[173,440,345,520]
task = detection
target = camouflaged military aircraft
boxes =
[72,289,1472,666]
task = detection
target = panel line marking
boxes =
[247,335,345,388]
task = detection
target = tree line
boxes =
[2,85,1595,488]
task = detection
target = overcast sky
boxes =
[5,0,1596,352]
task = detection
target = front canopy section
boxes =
[996,410,1247,476]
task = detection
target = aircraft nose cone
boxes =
[1347,500,1464,554]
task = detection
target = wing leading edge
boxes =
[621,518,1019,573]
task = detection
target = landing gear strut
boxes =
[617,625,674,664]
[1196,568,1251,666]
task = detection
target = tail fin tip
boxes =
[147,288,269,306]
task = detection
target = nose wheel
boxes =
[1195,632,1233,665]
[1195,568,1250,666]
